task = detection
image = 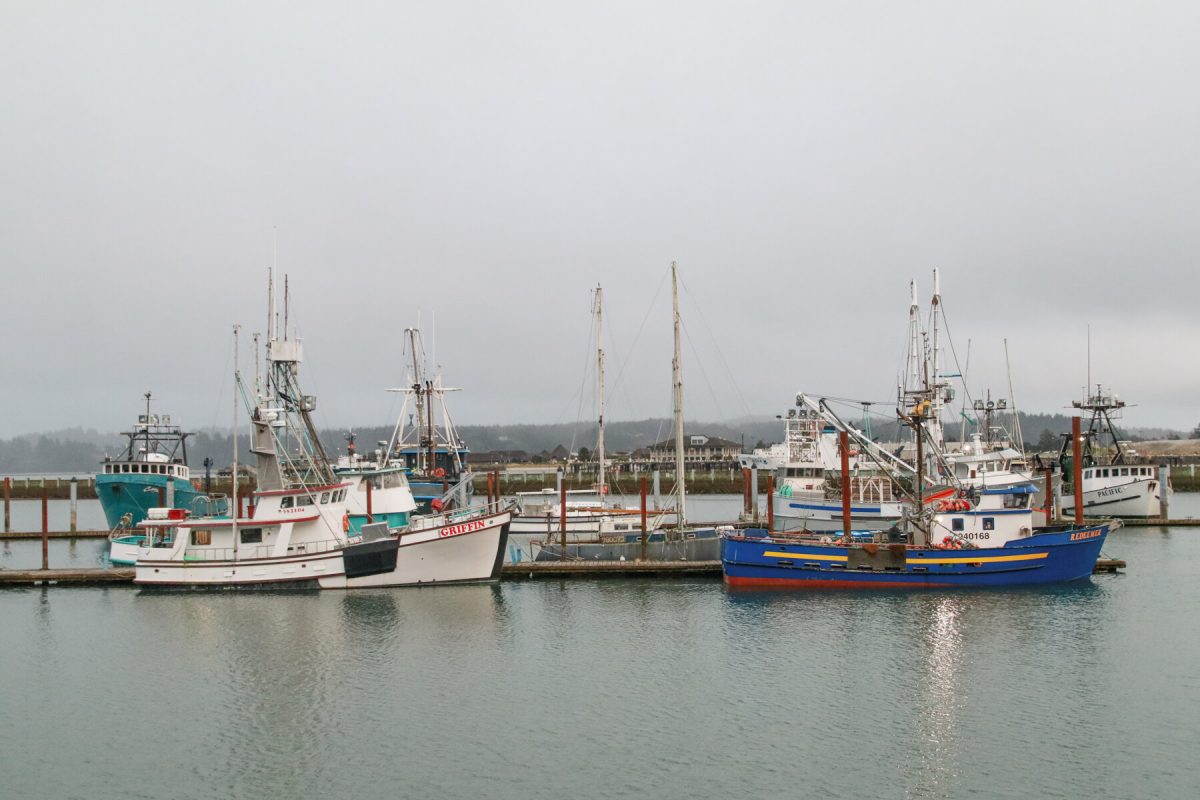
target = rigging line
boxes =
[680,317,725,421]
[209,336,234,432]
[938,304,978,428]
[606,268,670,411]
[679,278,752,418]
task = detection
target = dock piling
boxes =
[3,477,9,532]
[1072,416,1084,524]
[766,474,774,532]
[69,478,78,533]
[1159,464,1171,519]
[840,431,852,540]
[41,492,49,570]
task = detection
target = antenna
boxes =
[284,275,289,340]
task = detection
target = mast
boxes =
[671,262,686,527]
[595,285,606,496]
[406,329,427,471]
[232,324,240,558]
[143,391,152,456]
[928,269,945,452]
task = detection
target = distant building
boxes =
[636,434,741,467]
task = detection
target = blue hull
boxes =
[96,473,201,529]
[721,525,1109,588]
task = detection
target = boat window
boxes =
[297,495,314,506]
[1120,468,1128,476]
[280,497,293,509]
[951,518,964,532]
[1003,493,1029,509]
[1084,470,1092,479]
[191,530,211,546]
[240,528,263,544]
[982,517,995,530]
[319,492,329,504]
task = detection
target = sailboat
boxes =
[533,264,722,562]
[507,285,649,563]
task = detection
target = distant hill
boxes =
[0,413,1190,473]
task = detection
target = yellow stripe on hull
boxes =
[763,550,847,562]
[763,549,1050,566]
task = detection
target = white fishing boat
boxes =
[1059,387,1170,517]
[134,277,509,588]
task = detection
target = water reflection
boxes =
[909,596,965,798]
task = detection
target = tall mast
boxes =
[144,391,152,455]
[928,268,944,452]
[595,285,606,496]
[232,324,240,558]
[406,328,426,471]
[671,262,686,527]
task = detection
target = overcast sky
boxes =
[2,1,1197,439]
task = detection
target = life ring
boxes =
[935,500,949,512]
[434,467,446,478]
[342,513,350,533]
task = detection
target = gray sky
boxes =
[2,1,1197,438]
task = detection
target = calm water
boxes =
[2,497,1199,799]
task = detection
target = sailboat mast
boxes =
[671,262,686,527]
[595,285,606,496]
[232,324,241,558]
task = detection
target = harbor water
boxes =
[2,496,1198,798]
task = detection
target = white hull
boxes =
[1069,478,1166,517]
[773,495,904,532]
[135,510,510,588]
[323,510,509,588]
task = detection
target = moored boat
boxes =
[101,393,202,565]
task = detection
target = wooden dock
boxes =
[0,568,134,585]
[1,530,111,540]
[501,560,722,579]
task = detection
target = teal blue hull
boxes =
[95,473,201,529]
[347,511,409,533]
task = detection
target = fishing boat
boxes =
[1057,386,1170,517]
[387,327,472,511]
[134,280,508,589]
[724,416,1113,588]
[334,432,418,533]
[100,393,203,565]
[533,265,720,562]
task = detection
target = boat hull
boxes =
[135,510,510,589]
[96,473,201,529]
[1068,478,1167,517]
[721,525,1109,588]
[772,495,903,532]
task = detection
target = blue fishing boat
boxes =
[98,394,202,564]
[722,480,1112,588]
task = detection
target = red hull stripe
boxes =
[254,483,350,497]
[724,576,967,589]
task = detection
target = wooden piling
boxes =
[3,477,9,533]
[766,474,774,532]
[41,492,49,570]
[1044,467,1054,521]
[840,431,852,540]
[559,476,567,556]
[366,478,374,523]
[1072,416,1084,524]
[69,478,78,533]
[742,468,751,515]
